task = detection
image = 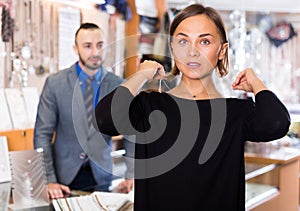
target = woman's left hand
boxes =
[232,68,267,95]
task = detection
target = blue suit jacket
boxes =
[34,63,131,187]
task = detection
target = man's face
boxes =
[74,28,104,72]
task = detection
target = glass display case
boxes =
[245,162,279,210]
[245,145,300,211]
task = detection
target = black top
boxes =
[95,86,290,211]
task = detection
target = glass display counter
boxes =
[245,162,279,210]
[245,146,300,211]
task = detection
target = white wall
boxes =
[168,0,300,12]
[203,0,300,12]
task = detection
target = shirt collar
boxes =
[76,62,102,82]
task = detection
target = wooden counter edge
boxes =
[245,147,300,164]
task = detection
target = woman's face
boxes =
[171,14,227,80]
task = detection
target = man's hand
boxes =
[47,183,70,199]
[117,179,134,193]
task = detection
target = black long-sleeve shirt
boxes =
[95,87,290,211]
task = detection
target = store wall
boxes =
[0,0,126,131]
[0,0,300,106]
[203,0,300,12]
[0,0,127,94]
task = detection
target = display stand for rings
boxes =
[8,148,49,210]
[0,137,11,211]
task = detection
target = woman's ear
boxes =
[170,41,174,51]
[218,42,228,60]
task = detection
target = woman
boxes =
[94,3,290,211]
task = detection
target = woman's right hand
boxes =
[122,60,165,95]
[138,60,165,80]
[47,183,70,199]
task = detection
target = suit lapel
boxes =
[68,67,90,142]
[89,70,110,137]
[98,69,109,101]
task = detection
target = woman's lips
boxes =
[187,62,201,68]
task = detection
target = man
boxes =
[34,23,133,199]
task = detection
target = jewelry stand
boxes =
[0,136,11,183]
[9,148,49,210]
[0,182,11,211]
[0,137,11,211]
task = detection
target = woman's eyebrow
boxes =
[199,33,212,37]
[175,32,213,37]
[175,32,188,37]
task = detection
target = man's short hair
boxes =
[75,23,100,44]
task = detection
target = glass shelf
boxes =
[245,162,279,210]
[246,182,278,210]
[245,163,277,180]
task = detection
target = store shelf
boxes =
[246,182,279,210]
[245,163,277,180]
[245,162,279,210]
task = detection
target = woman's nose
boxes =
[188,44,200,57]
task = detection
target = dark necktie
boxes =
[84,77,94,126]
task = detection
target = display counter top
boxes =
[245,146,300,164]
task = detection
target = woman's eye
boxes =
[178,39,188,45]
[200,39,210,45]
